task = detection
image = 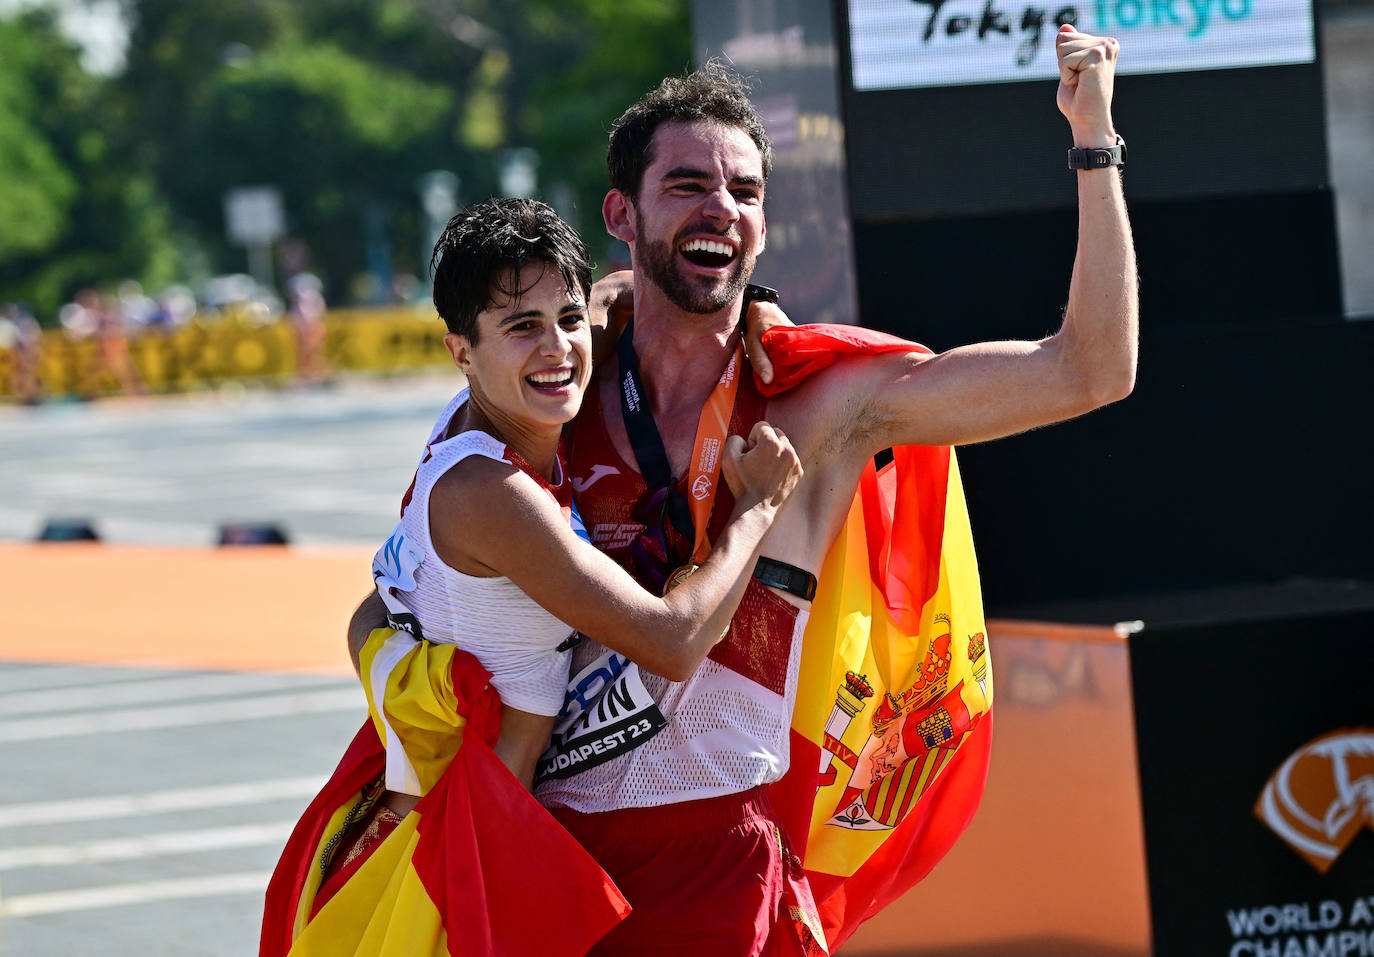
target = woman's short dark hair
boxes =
[431,198,593,341]
[607,60,773,199]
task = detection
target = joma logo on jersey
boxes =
[1255,728,1374,873]
[591,522,643,550]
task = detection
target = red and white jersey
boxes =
[534,371,807,812]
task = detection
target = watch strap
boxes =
[738,283,782,338]
[753,556,817,601]
[743,283,780,305]
[1067,133,1126,171]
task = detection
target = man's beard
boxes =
[638,226,753,315]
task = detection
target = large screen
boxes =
[849,0,1316,91]
[693,0,861,325]
[840,0,1329,218]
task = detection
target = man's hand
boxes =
[1055,25,1119,147]
[589,269,635,367]
[743,300,793,385]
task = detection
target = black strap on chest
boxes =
[617,319,695,542]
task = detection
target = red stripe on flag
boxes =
[260,721,386,957]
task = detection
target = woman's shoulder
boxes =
[431,447,550,516]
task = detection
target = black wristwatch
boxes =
[1067,133,1126,171]
[738,283,781,334]
[743,283,780,306]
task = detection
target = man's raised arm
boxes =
[830,26,1136,454]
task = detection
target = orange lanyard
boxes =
[680,341,744,565]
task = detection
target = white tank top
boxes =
[533,594,809,812]
[372,389,584,717]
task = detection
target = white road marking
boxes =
[0,672,350,716]
[0,687,364,742]
[0,777,325,829]
[0,665,160,695]
[0,821,296,869]
[0,872,271,917]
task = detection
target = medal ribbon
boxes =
[618,318,744,566]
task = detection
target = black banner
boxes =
[1127,584,1374,956]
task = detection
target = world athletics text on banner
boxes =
[848,0,1316,91]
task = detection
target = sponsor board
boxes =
[848,0,1315,91]
[0,307,450,399]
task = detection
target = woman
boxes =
[262,198,799,957]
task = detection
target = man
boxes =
[355,24,1134,957]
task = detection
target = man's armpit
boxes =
[785,352,905,465]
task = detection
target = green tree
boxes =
[0,9,186,320]
[82,0,692,308]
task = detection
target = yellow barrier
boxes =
[0,306,451,400]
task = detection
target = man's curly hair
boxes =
[607,60,773,199]
[431,198,593,341]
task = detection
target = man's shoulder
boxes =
[760,325,932,462]
[759,323,931,396]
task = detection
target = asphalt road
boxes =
[0,660,365,955]
[0,374,462,548]
[0,376,460,955]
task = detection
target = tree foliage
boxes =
[0,10,182,316]
[0,0,691,319]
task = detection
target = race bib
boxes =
[372,522,426,638]
[536,649,666,783]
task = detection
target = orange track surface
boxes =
[1,543,375,674]
[6,544,1152,954]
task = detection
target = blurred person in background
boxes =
[0,303,43,404]
[61,289,145,399]
[287,272,328,386]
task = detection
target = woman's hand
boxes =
[721,421,803,513]
[743,301,794,385]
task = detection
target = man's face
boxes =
[630,120,766,315]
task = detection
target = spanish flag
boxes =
[758,324,994,951]
[260,638,629,957]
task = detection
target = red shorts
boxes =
[550,788,825,957]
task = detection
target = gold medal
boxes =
[664,563,700,595]
[664,562,731,642]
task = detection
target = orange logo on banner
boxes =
[1254,728,1374,874]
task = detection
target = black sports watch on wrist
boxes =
[738,283,781,332]
[743,283,780,306]
[1067,133,1126,171]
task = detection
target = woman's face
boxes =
[447,263,592,433]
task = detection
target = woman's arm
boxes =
[347,590,388,677]
[429,422,802,681]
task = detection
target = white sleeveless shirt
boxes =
[371,389,586,718]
